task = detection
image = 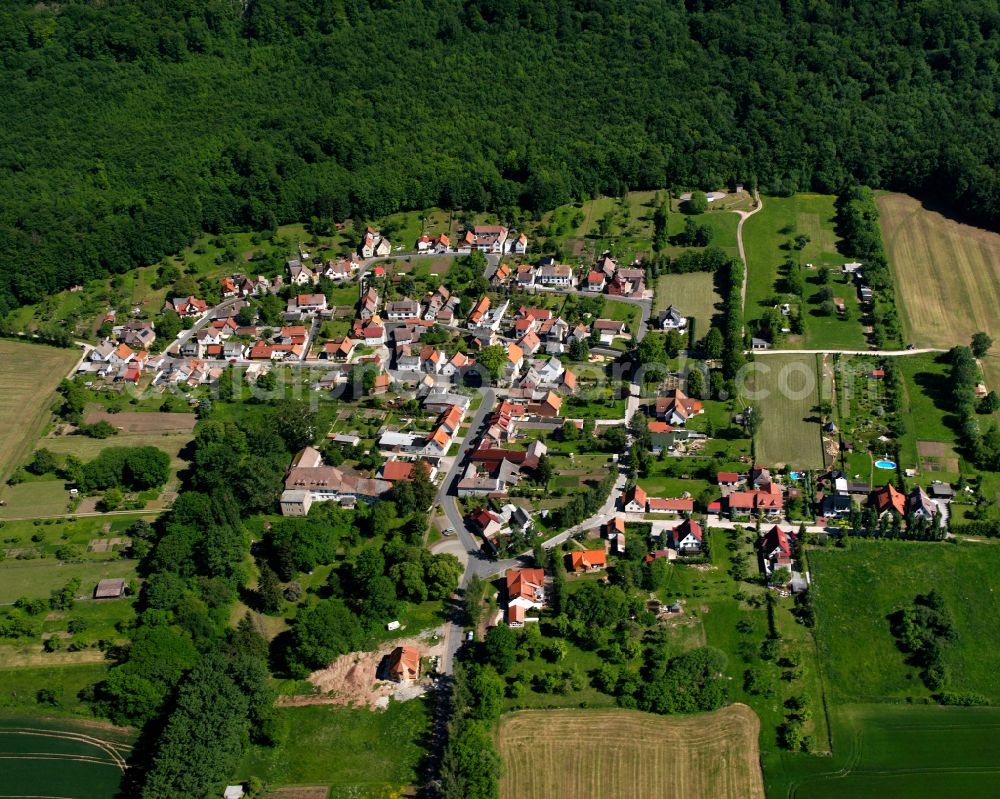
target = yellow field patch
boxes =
[498,705,765,799]
[0,340,81,482]
[878,192,1000,390]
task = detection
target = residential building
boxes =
[387,646,420,682]
[870,483,906,517]
[669,518,703,552]
[567,550,607,573]
[386,299,420,320]
[536,263,573,286]
[623,485,648,513]
[758,525,794,574]
[658,305,687,330]
[506,568,545,627]
[655,389,703,425]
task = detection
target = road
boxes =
[736,190,763,320]
[170,296,245,353]
[752,348,946,356]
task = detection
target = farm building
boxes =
[94,578,126,599]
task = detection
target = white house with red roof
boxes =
[669,518,703,552]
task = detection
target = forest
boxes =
[1,0,999,312]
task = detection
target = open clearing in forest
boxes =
[0,341,80,482]
[0,715,130,799]
[498,705,765,799]
[878,192,1000,391]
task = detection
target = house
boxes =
[607,268,646,297]
[89,340,117,364]
[655,389,703,425]
[508,231,528,254]
[108,343,135,365]
[360,288,380,320]
[593,319,626,344]
[758,525,793,572]
[94,578,126,599]
[514,264,536,288]
[458,461,519,497]
[322,257,355,280]
[222,340,247,360]
[623,485,648,513]
[586,270,607,292]
[603,516,626,539]
[928,481,955,501]
[870,483,906,517]
[491,262,512,286]
[441,351,472,379]
[748,465,772,488]
[471,224,508,253]
[378,459,436,484]
[387,646,420,682]
[858,285,873,303]
[360,227,392,258]
[518,331,542,357]
[323,337,356,361]
[821,493,853,518]
[291,293,328,315]
[658,305,687,330]
[287,259,316,286]
[423,392,472,415]
[751,337,772,350]
[568,550,607,573]
[119,320,156,350]
[669,518,703,552]
[281,447,391,514]
[386,299,420,321]
[422,286,452,320]
[164,296,208,317]
[717,472,741,490]
[224,786,246,799]
[416,234,433,252]
[726,485,784,518]
[526,391,561,418]
[559,369,577,395]
[372,373,390,395]
[842,262,863,274]
[434,234,450,253]
[536,263,573,286]
[506,568,545,627]
[468,296,491,326]
[648,498,695,516]
[419,345,444,373]
[505,343,524,380]
[907,486,937,520]
[362,325,385,346]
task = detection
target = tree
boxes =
[979,391,1000,415]
[685,191,709,213]
[686,368,704,398]
[26,448,58,475]
[477,345,507,382]
[743,404,764,437]
[287,599,363,676]
[703,326,724,360]
[535,453,554,489]
[257,563,283,614]
[972,332,993,358]
[483,624,517,673]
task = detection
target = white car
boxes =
[442,527,455,536]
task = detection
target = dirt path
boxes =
[736,189,764,322]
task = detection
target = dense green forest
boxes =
[1,0,999,312]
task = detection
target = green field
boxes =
[750,354,825,468]
[768,703,1000,799]
[742,195,865,349]
[0,715,130,799]
[237,700,429,793]
[810,540,1000,703]
[653,272,722,335]
[0,341,81,483]
[894,353,963,478]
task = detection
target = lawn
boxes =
[0,664,110,715]
[750,354,825,468]
[601,299,641,332]
[0,479,73,519]
[0,341,81,483]
[878,192,1000,391]
[237,700,429,793]
[653,272,721,334]
[0,558,137,604]
[767,703,1000,799]
[894,352,961,473]
[498,705,765,799]
[742,194,865,349]
[810,539,1000,703]
[0,715,130,799]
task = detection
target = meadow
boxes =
[653,271,721,333]
[742,194,866,349]
[750,354,825,469]
[894,353,964,480]
[498,705,765,799]
[809,540,1000,703]
[0,715,130,799]
[878,192,1000,390]
[0,341,81,483]
[237,700,429,794]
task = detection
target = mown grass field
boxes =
[0,715,130,799]
[750,354,825,468]
[0,341,80,482]
[810,540,1000,703]
[878,192,1000,391]
[0,558,137,604]
[742,195,865,349]
[894,353,964,480]
[498,705,765,799]
[237,700,429,794]
[767,703,1000,799]
[653,272,721,333]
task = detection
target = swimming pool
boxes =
[875,460,897,469]
[789,471,803,480]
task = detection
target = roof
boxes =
[648,421,674,434]
[296,293,326,305]
[380,461,417,482]
[594,319,626,331]
[759,525,792,558]
[625,484,648,506]
[507,343,524,364]
[718,471,740,483]
[506,568,545,602]
[648,498,694,511]
[94,578,126,598]
[388,646,420,679]
[871,483,906,515]
[673,518,703,543]
[569,550,607,570]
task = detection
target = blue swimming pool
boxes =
[789,471,803,480]
[875,460,896,469]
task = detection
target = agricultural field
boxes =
[0,341,81,483]
[237,700,429,796]
[0,715,130,799]
[878,192,1000,391]
[653,272,722,334]
[810,540,1000,703]
[498,705,765,799]
[742,194,865,349]
[768,703,1000,799]
[749,354,825,469]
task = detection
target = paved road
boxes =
[170,296,245,354]
[752,348,947,356]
